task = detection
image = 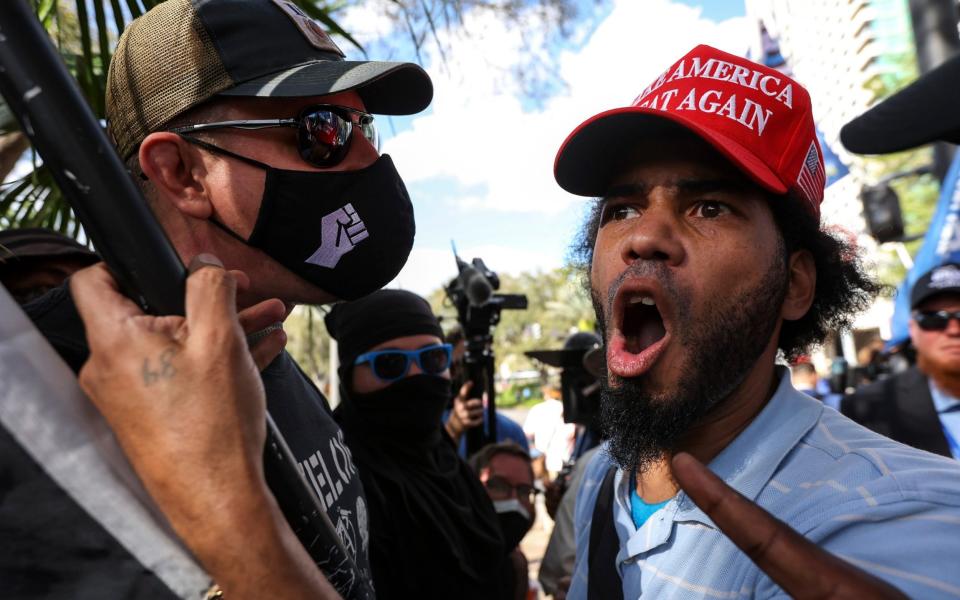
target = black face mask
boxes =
[186,138,415,301]
[492,499,533,550]
[347,374,451,441]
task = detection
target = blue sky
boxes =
[675,0,746,21]
[337,0,751,296]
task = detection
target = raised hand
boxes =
[444,381,484,443]
[72,256,337,599]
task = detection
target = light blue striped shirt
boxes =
[569,367,960,599]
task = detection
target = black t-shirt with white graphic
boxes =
[0,285,370,598]
[260,346,372,584]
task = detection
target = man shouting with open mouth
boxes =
[557,45,960,599]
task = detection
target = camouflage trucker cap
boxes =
[106,0,433,160]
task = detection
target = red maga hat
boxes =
[554,44,824,218]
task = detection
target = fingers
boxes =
[238,299,287,336]
[239,299,287,370]
[458,380,474,399]
[673,452,829,591]
[228,269,251,292]
[71,264,145,344]
[184,254,240,343]
[464,398,483,425]
[672,453,907,599]
[141,315,186,339]
[249,328,287,371]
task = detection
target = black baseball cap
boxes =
[841,53,960,154]
[0,228,98,268]
[107,0,433,159]
[911,263,960,310]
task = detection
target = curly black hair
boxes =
[569,191,884,361]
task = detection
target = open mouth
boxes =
[607,285,671,378]
[622,295,666,354]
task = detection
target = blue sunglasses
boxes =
[354,343,453,382]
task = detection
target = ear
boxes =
[907,318,921,346]
[139,132,213,219]
[781,249,816,321]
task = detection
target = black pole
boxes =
[0,2,372,597]
[0,1,184,314]
[909,0,960,181]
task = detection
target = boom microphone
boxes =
[462,266,493,306]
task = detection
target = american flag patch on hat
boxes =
[796,142,825,212]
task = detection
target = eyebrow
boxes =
[377,342,442,351]
[601,177,748,201]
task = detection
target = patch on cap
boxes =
[929,264,960,289]
[271,0,345,56]
[797,142,825,208]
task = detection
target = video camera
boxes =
[444,244,527,456]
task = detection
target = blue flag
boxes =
[888,152,960,347]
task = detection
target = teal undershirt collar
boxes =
[629,473,672,529]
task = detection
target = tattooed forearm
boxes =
[142,347,178,386]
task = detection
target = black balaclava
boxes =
[325,289,505,599]
[326,289,448,441]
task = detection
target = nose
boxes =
[336,127,380,171]
[618,196,686,267]
[406,357,423,377]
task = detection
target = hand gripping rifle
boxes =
[0,3,373,597]
[444,243,527,456]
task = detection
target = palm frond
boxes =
[3,0,345,241]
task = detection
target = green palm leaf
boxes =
[2,0,354,241]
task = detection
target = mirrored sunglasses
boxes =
[168,104,378,168]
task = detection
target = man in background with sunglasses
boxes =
[844,263,960,459]
[9,0,431,598]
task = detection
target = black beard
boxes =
[593,251,787,476]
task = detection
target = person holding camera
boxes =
[325,289,511,599]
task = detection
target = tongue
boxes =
[625,314,666,355]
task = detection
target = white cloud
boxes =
[347,0,751,215]
[340,1,752,287]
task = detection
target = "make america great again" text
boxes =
[633,56,795,137]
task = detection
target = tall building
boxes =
[744,0,920,361]
[744,0,917,226]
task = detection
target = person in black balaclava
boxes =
[325,289,509,599]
